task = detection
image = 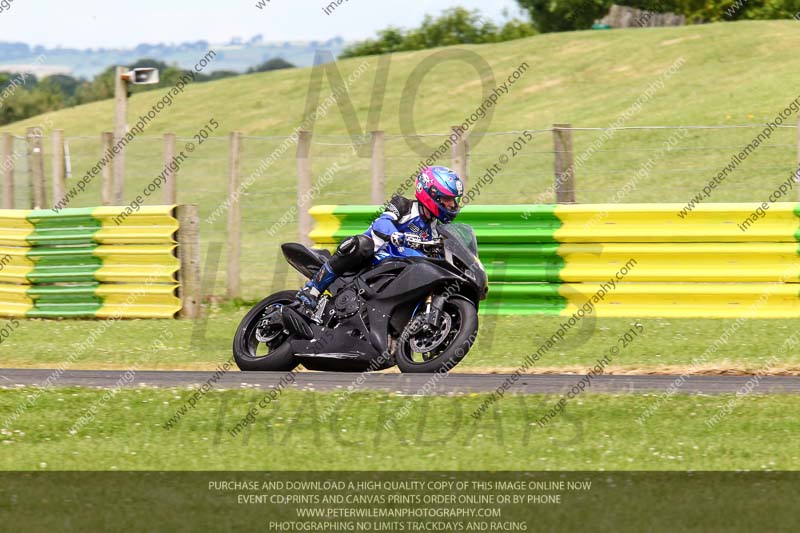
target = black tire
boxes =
[233,291,299,371]
[395,297,478,374]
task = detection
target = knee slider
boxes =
[337,236,358,255]
[354,234,374,260]
[330,235,374,274]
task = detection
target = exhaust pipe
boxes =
[280,306,314,340]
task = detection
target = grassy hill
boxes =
[9,21,800,135]
[4,20,800,299]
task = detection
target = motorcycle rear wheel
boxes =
[232,291,299,371]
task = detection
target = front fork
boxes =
[426,293,446,328]
[404,291,447,338]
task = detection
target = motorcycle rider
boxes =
[295,165,465,311]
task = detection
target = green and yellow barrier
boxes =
[0,206,180,318]
[309,203,800,318]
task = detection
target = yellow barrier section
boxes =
[0,284,33,316]
[93,206,180,245]
[554,203,800,242]
[559,283,800,319]
[558,243,800,282]
[0,211,35,246]
[554,203,800,317]
[96,284,181,319]
[93,245,179,283]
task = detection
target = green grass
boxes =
[4,21,800,300]
[2,387,799,470]
[2,304,798,371]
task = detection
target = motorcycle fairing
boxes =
[288,257,472,362]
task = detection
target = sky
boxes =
[0,0,524,48]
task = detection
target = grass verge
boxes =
[1,305,798,372]
[2,387,799,470]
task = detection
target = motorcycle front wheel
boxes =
[395,296,478,374]
[232,291,299,371]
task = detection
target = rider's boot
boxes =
[295,262,337,311]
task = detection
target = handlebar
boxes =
[418,238,444,253]
[373,230,444,254]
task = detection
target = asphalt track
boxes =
[2,368,800,394]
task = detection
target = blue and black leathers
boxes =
[367,195,438,263]
[296,195,438,308]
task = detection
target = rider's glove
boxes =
[404,234,423,249]
[389,232,422,249]
[389,232,405,247]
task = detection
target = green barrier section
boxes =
[0,206,181,318]
[309,204,569,314]
[27,284,104,317]
[27,245,103,283]
[27,208,102,246]
[481,283,565,315]
[311,204,563,244]
[480,243,564,282]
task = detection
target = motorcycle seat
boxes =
[281,243,333,279]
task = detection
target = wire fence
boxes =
[2,123,798,300]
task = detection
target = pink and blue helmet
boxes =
[415,166,464,223]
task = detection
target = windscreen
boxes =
[441,223,478,255]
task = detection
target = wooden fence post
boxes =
[296,130,313,247]
[371,130,385,204]
[176,204,201,319]
[101,132,113,205]
[2,133,13,209]
[26,127,46,209]
[163,133,177,204]
[553,123,576,204]
[451,125,469,185]
[52,129,66,209]
[227,131,242,300]
[113,66,127,205]
[796,116,800,201]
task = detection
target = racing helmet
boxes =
[415,166,464,223]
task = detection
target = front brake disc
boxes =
[409,312,452,353]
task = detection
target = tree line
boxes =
[340,1,800,57]
[515,0,800,33]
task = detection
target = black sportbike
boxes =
[233,223,488,373]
